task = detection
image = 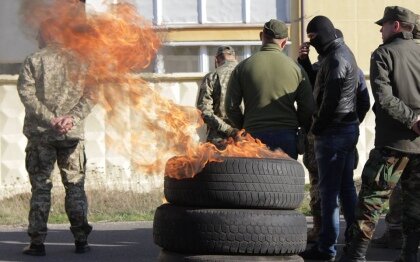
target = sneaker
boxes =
[22,243,46,256]
[75,241,91,254]
[300,245,335,261]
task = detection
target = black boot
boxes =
[71,224,92,253]
[370,229,403,249]
[75,240,91,254]
[338,240,369,262]
[22,243,46,256]
[300,245,335,261]
[394,232,420,262]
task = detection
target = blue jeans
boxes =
[314,125,359,256]
[251,129,298,159]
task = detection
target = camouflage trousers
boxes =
[25,139,92,244]
[350,147,420,241]
[303,132,321,218]
[384,181,403,230]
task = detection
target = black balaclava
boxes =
[306,16,337,55]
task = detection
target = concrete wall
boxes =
[0,74,375,200]
[0,74,205,200]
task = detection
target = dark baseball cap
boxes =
[414,15,420,39]
[263,19,288,39]
[216,45,235,56]
[375,6,416,25]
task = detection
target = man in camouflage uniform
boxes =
[196,46,238,149]
[370,13,420,251]
[17,25,94,256]
[340,6,420,262]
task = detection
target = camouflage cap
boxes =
[216,45,235,56]
[375,6,416,25]
[263,19,288,39]
[414,14,420,39]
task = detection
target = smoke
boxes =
[18,0,287,180]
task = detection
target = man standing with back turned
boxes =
[196,46,238,148]
[225,19,314,159]
[340,6,420,262]
[18,23,94,256]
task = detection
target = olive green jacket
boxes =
[225,43,314,133]
[370,32,420,153]
[17,45,94,141]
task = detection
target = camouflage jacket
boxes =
[17,45,94,141]
[196,60,237,141]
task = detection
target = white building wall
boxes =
[0,75,204,200]
[0,74,375,200]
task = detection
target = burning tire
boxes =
[153,204,307,255]
[158,250,304,261]
[164,157,305,209]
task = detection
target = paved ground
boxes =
[0,217,403,262]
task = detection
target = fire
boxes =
[20,0,288,180]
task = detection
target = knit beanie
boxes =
[306,16,337,55]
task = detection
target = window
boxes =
[160,46,200,73]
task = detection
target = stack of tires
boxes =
[153,157,307,262]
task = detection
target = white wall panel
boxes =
[162,0,198,24]
[250,0,290,23]
[206,0,243,23]
[132,0,154,22]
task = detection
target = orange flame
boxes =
[20,0,288,180]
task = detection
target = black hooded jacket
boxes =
[311,38,359,135]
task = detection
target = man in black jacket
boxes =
[298,29,370,244]
[340,6,420,262]
[299,16,360,261]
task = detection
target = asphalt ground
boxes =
[0,217,402,262]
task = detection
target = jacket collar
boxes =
[382,32,413,45]
[260,43,283,52]
[321,37,345,55]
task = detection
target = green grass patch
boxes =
[0,189,163,225]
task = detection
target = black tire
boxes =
[164,157,305,209]
[153,204,307,255]
[158,250,304,262]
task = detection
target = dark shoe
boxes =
[307,215,322,243]
[338,240,369,262]
[75,241,91,254]
[307,227,320,243]
[394,232,420,262]
[22,243,46,256]
[300,245,335,261]
[370,229,403,249]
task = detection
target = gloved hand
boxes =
[226,127,240,138]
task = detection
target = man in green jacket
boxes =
[225,19,314,159]
[196,46,238,148]
[340,6,420,262]
[18,24,94,256]
[370,14,420,251]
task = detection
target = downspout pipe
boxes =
[300,0,307,44]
